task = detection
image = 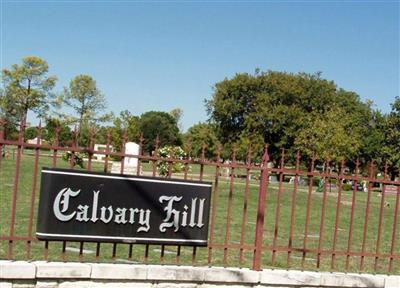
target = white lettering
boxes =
[137,209,151,232]
[197,198,205,228]
[53,188,80,221]
[90,191,99,222]
[159,196,206,232]
[52,188,206,235]
[76,205,90,222]
[189,198,197,228]
[181,205,188,227]
[114,208,127,224]
[129,208,139,224]
[100,206,113,223]
[159,196,182,232]
[129,208,150,232]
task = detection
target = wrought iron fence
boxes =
[0,121,399,274]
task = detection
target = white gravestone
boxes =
[124,142,139,170]
[111,142,140,175]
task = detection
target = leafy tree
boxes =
[61,75,112,145]
[169,108,183,131]
[183,122,220,159]
[357,110,386,167]
[229,133,265,163]
[0,120,18,140]
[0,90,18,140]
[1,56,57,127]
[207,70,372,164]
[294,107,361,162]
[139,111,181,154]
[0,88,18,139]
[111,110,140,151]
[382,97,400,180]
[78,123,96,148]
[93,125,109,146]
[24,126,38,141]
[44,117,72,146]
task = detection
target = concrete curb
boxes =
[0,260,399,287]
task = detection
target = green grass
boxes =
[0,149,399,274]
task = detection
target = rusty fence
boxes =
[0,122,399,274]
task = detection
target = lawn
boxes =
[0,149,398,274]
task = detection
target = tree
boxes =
[61,75,112,145]
[43,117,72,146]
[294,107,361,162]
[169,108,183,131]
[358,110,386,167]
[0,89,18,140]
[93,125,109,147]
[139,111,181,154]
[1,56,57,127]
[183,122,220,159]
[382,97,400,180]
[111,110,140,151]
[0,88,16,137]
[207,70,372,164]
[24,126,38,141]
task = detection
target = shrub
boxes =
[157,146,188,176]
[313,177,321,186]
[62,151,86,168]
[342,183,352,191]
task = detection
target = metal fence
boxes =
[0,121,399,274]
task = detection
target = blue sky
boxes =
[1,1,399,131]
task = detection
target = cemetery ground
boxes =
[0,151,398,275]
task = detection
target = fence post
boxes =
[252,145,269,270]
[0,119,4,143]
[0,119,4,140]
[0,120,5,168]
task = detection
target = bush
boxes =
[62,151,86,168]
[157,146,188,176]
[342,183,352,191]
[328,178,337,184]
[313,177,321,186]
[252,171,261,180]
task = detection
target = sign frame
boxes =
[36,167,212,246]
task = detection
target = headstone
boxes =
[298,177,307,186]
[27,137,42,145]
[223,160,231,179]
[124,142,139,168]
[111,142,140,175]
[93,144,113,160]
[384,185,398,195]
[269,175,278,183]
[362,181,368,193]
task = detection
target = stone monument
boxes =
[111,142,140,175]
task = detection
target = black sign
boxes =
[36,168,212,246]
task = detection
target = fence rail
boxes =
[0,122,399,274]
